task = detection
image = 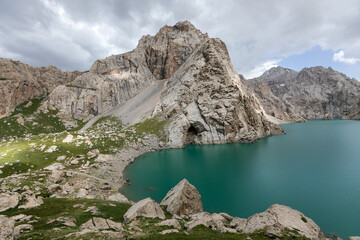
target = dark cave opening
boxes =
[185,125,198,145]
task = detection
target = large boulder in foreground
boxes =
[241,204,325,240]
[160,179,203,215]
[123,198,165,224]
[0,215,15,240]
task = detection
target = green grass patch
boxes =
[0,77,7,81]
[131,115,168,141]
[2,198,131,240]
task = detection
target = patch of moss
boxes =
[0,77,7,81]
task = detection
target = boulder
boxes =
[44,145,57,153]
[159,229,179,235]
[108,193,129,203]
[18,191,44,209]
[242,204,325,240]
[76,188,88,198]
[160,179,203,215]
[80,217,123,231]
[56,155,66,161]
[48,184,62,193]
[155,219,181,229]
[87,149,100,158]
[0,193,20,212]
[43,163,64,171]
[62,134,74,143]
[0,215,15,240]
[349,237,360,240]
[123,198,165,224]
[185,212,227,230]
[48,169,64,183]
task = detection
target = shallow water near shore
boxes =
[122,120,360,238]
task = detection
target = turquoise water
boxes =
[122,120,360,238]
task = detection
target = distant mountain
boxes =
[247,66,360,121]
[0,59,81,118]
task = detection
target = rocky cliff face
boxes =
[248,66,360,121]
[42,21,208,121]
[40,21,282,147]
[0,58,81,118]
[154,38,283,147]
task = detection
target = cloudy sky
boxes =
[1,0,360,80]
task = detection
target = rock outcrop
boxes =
[240,204,325,240]
[0,58,81,118]
[123,197,165,224]
[160,179,203,215]
[155,37,283,147]
[248,66,360,121]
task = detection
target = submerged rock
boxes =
[160,179,203,215]
[123,197,165,224]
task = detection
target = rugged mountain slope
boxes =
[0,58,81,118]
[42,21,282,146]
[42,21,208,122]
[248,66,360,121]
[153,38,283,146]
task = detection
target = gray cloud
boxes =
[0,0,359,77]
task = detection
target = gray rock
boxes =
[155,219,181,230]
[349,237,360,240]
[107,193,129,203]
[242,204,325,240]
[56,216,76,227]
[13,224,33,239]
[0,193,20,212]
[159,229,179,235]
[160,179,203,215]
[18,191,43,209]
[185,212,228,231]
[123,197,165,224]
[48,169,64,183]
[0,215,15,240]
[80,217,123,232]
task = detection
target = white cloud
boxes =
[1,0,360,77]
[333,50,359,64]
[243,60,280,79]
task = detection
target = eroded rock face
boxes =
[155,38,283,147]
[248,66,360,121]
[0,58,81,118]
[123,197,165,224]
[42,21,207,121]
[160,179,203,215]
[138,20,208,80]
[241,204,325,240]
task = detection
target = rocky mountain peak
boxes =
[138,21,209,80]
